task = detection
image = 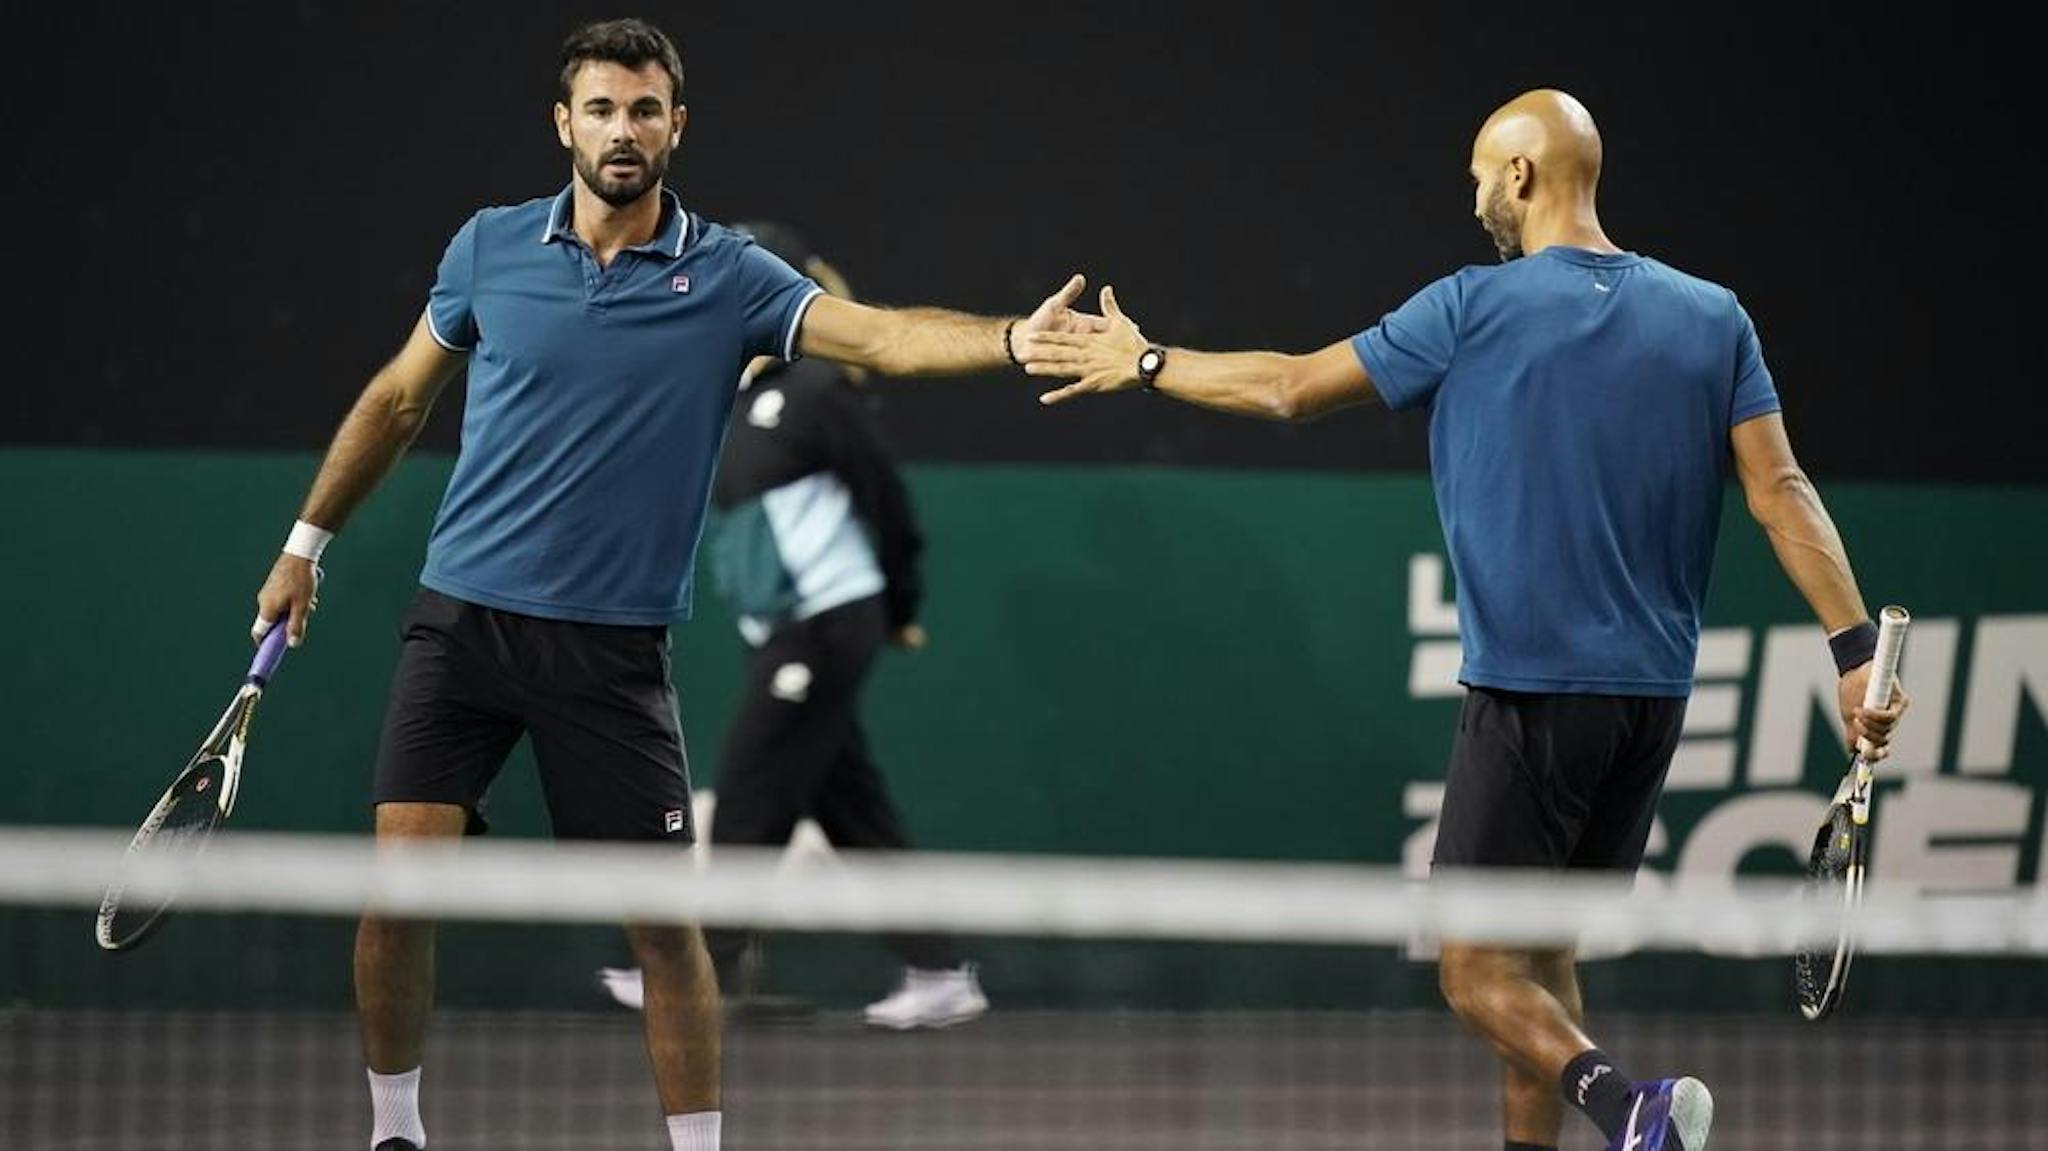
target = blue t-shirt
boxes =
[1351,247,1780,696]
[420,186,823,625]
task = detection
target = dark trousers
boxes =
[708,595,960,971]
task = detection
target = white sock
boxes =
[368,1067,426,1148]
[666,1110,722,1151]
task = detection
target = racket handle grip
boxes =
[249,617,290,685]
[1854,605,1910,755]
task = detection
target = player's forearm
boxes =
[1152,349,1305,421]
[864,308,1014,377]
[298,375,434,531]
[1749,467,1870,633]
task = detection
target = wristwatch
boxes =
[1136,345,1167,392]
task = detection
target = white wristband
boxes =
[283,519,334,563]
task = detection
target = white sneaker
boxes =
[598,966,644,1011]
[862,965,989,1030]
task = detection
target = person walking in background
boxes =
[600,220,988,1031]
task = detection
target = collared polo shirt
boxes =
[419,185,822,625]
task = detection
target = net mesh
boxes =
[4,828,2045,1150]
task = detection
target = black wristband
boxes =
[1828,620,1879,676]
[1002,320,1022,368]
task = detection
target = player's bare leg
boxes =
[1497,947,1582,1147]
[1440,942,1593,1089]
[356,802,464,1069]
[355,800,466,1149]
[628,921,723,1115]
[1442,942,1712,1149]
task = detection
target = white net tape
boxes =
[5,826,2042,955]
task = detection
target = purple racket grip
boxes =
[248,617,291,686]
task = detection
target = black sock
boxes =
[1505,1142,1557,1151]
[1561,1048,1636,1140]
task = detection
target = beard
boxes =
[573,141,671,208]
[1480,181,1524,262]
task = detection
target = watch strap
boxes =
[1138,345,1167,392]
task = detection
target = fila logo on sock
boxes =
[664,809,686,833]
[1576,1064,1611,1105]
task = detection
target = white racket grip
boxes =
[1862,606,1911,710]
[1855,605,1911,755]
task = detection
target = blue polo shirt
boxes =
[1352,247,1781,696]
[418,187,822,626]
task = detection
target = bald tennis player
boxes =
[1016,88,1908,1151]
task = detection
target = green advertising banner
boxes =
[2,450,2041,1012]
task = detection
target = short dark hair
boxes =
[558,18,685,105]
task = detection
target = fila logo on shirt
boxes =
[672,275,691,293]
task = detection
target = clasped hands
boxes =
[1007,274,1155,405]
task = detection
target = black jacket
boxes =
[708,358,924,631]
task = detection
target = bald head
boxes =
[1469,89,1609,261]
[1474,88,1604,184]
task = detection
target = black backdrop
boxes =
[7,2,2031,482]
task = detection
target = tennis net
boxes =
[4,826,2045,1149]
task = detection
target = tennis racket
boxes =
[95,620,292,951]
[1792,604,1910,1021]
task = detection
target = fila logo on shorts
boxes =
[664,810,686,834]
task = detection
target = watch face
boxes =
[1140,350,1163,374]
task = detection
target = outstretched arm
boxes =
[253,314,466,645]
[1018,286,1379,421]
[796,274,1102,378]
[1731,412,1906,751]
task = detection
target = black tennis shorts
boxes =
[1431,686,1685,872]
[372,587,695,843]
